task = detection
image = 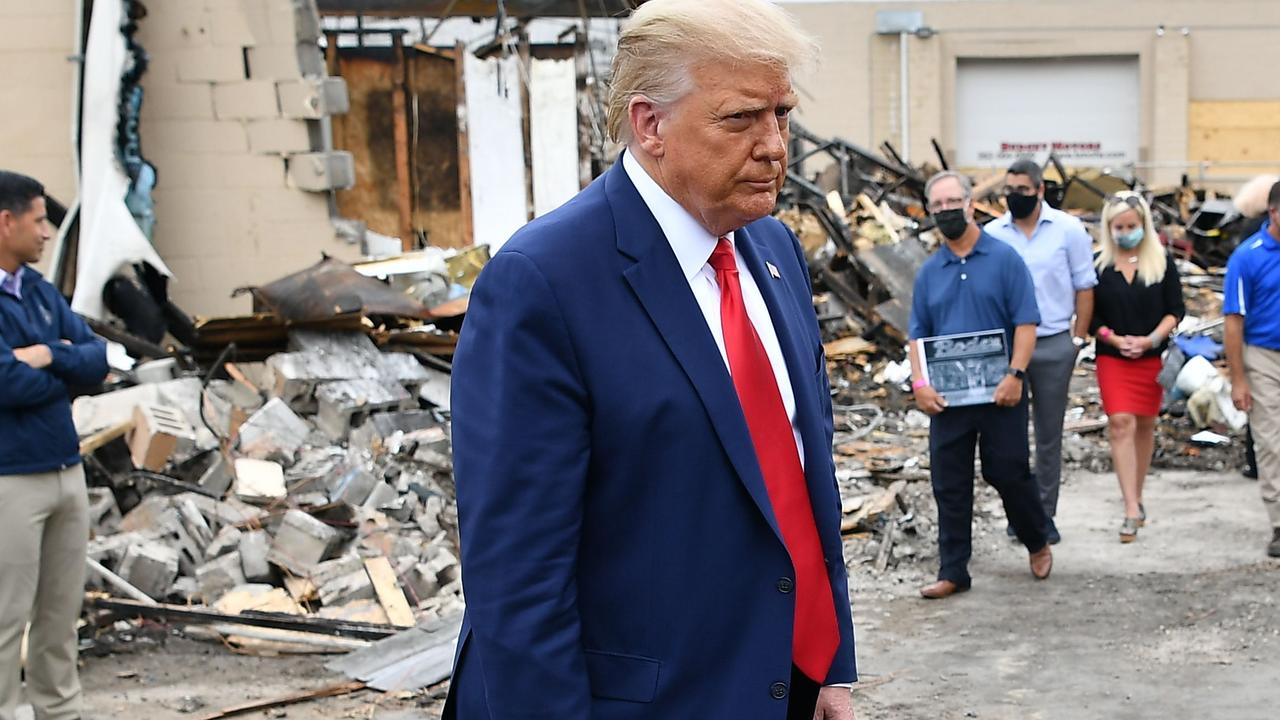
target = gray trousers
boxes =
[0,465,89,720]
[1027,331,1076,519]
[1245,344,1280,528]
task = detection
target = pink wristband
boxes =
[1098,327,1112,340]
[912,378,930,390]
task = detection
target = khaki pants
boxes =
[0,466,88,720]
[1245,345,1280,528]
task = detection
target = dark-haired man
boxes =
[1225,179,1280,558]
[984,159,1096,544]
[0,170,108,720]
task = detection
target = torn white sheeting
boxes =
[75,0,170,319]
[464,52,528,252]
[530,57,579,217]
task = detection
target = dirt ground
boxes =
[67,467,1278,719]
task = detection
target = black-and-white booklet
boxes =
[916,329,1009,407]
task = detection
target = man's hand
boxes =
[992,375,1022,407]
[13,344,53,369]
[1232,377,1253,413]
[913,384,947,415]
[814,686,856,719]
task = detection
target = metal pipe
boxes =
[86,557,158,606]
[899,31,909,163]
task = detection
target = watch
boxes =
[1071,336,1087,349]
[1006,366,1027,380]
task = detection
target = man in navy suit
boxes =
[444,1,857,718]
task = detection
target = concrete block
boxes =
[209,3,259,47]
[406,563,441,604]
[129,404,198,471]
[362,481,400,512]
[142,119,250,154]
[247,118,312,154]
[246,44,301,80]
[233,458,286,504]
[196,550,246,602]
[140,81,216,121]
[197,452,235,498]
[349,410,438,451]
[268,509,338,575]
[118,541,181,600]
[174,496,216,548]
[120,495,178,534]
[205,526,243,559]
[276,77,348,119]
[318,567,375,607]
[88,531,150,566]
[213,80,280,119]
[315,379,411,441]
[239,529,273,582]
[286,151,355,191]
[237,397,310,463]
[176,46,246,82]
[328,467,378,506]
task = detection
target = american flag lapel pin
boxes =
[766,261,781,279]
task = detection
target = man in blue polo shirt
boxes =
[1225,179,1280,558]
[0,170,108,720]
[984,159,1096,544]
[908,171,1053,600]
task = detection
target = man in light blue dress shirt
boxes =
[985,159,1097,544]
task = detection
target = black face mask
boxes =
[1006,192,1039,219]
[933,208,969,240]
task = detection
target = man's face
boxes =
[648,61,796,237]
[927,176,972,221]
[1002,173,1043,200]
[0,196,51,265]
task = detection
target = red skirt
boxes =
[1097,354,1164,417]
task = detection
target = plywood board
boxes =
[363,557,415,628]
[331,50,403,241]
[464,52,528,251]
[1188,101,1280,170]
[407,51,467,247]
[529,57,579,217]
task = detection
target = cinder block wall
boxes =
[137,0,358,318]
[0,1,78,207]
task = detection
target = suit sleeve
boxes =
[47,293,109,386]
[785,227,857,684]
[0,333,69,409]
[451,250,593,719]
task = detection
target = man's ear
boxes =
[628,95,666,159]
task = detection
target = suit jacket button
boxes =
[770,681,788,700]
[776,577,793,593]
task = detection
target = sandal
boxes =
[1138,503,1147,527]
[1119,517,1140,543]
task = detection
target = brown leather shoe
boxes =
[1029,545,1053,580]
[919,579,969,599]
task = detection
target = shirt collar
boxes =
[1259,219,1280,251]
[0,266,23,299]
[940,231,992,264]
[622,149,733,281]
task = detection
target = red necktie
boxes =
[708,237,839,682]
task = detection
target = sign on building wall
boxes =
[955,56,1140,168]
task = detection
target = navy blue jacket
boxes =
[445,160,856,720]
[0,267,108,475]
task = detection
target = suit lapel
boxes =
[606,164,783,542]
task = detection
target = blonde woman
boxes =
[1089,192,1185,542]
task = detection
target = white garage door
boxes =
[955,56,1140,169]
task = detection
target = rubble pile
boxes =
[77,329,462,655]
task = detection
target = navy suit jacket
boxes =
[446,160,856,719]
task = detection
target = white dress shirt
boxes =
[622,151,805,466]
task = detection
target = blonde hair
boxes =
[1096,191,1167,286]
[605,0,818,144]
